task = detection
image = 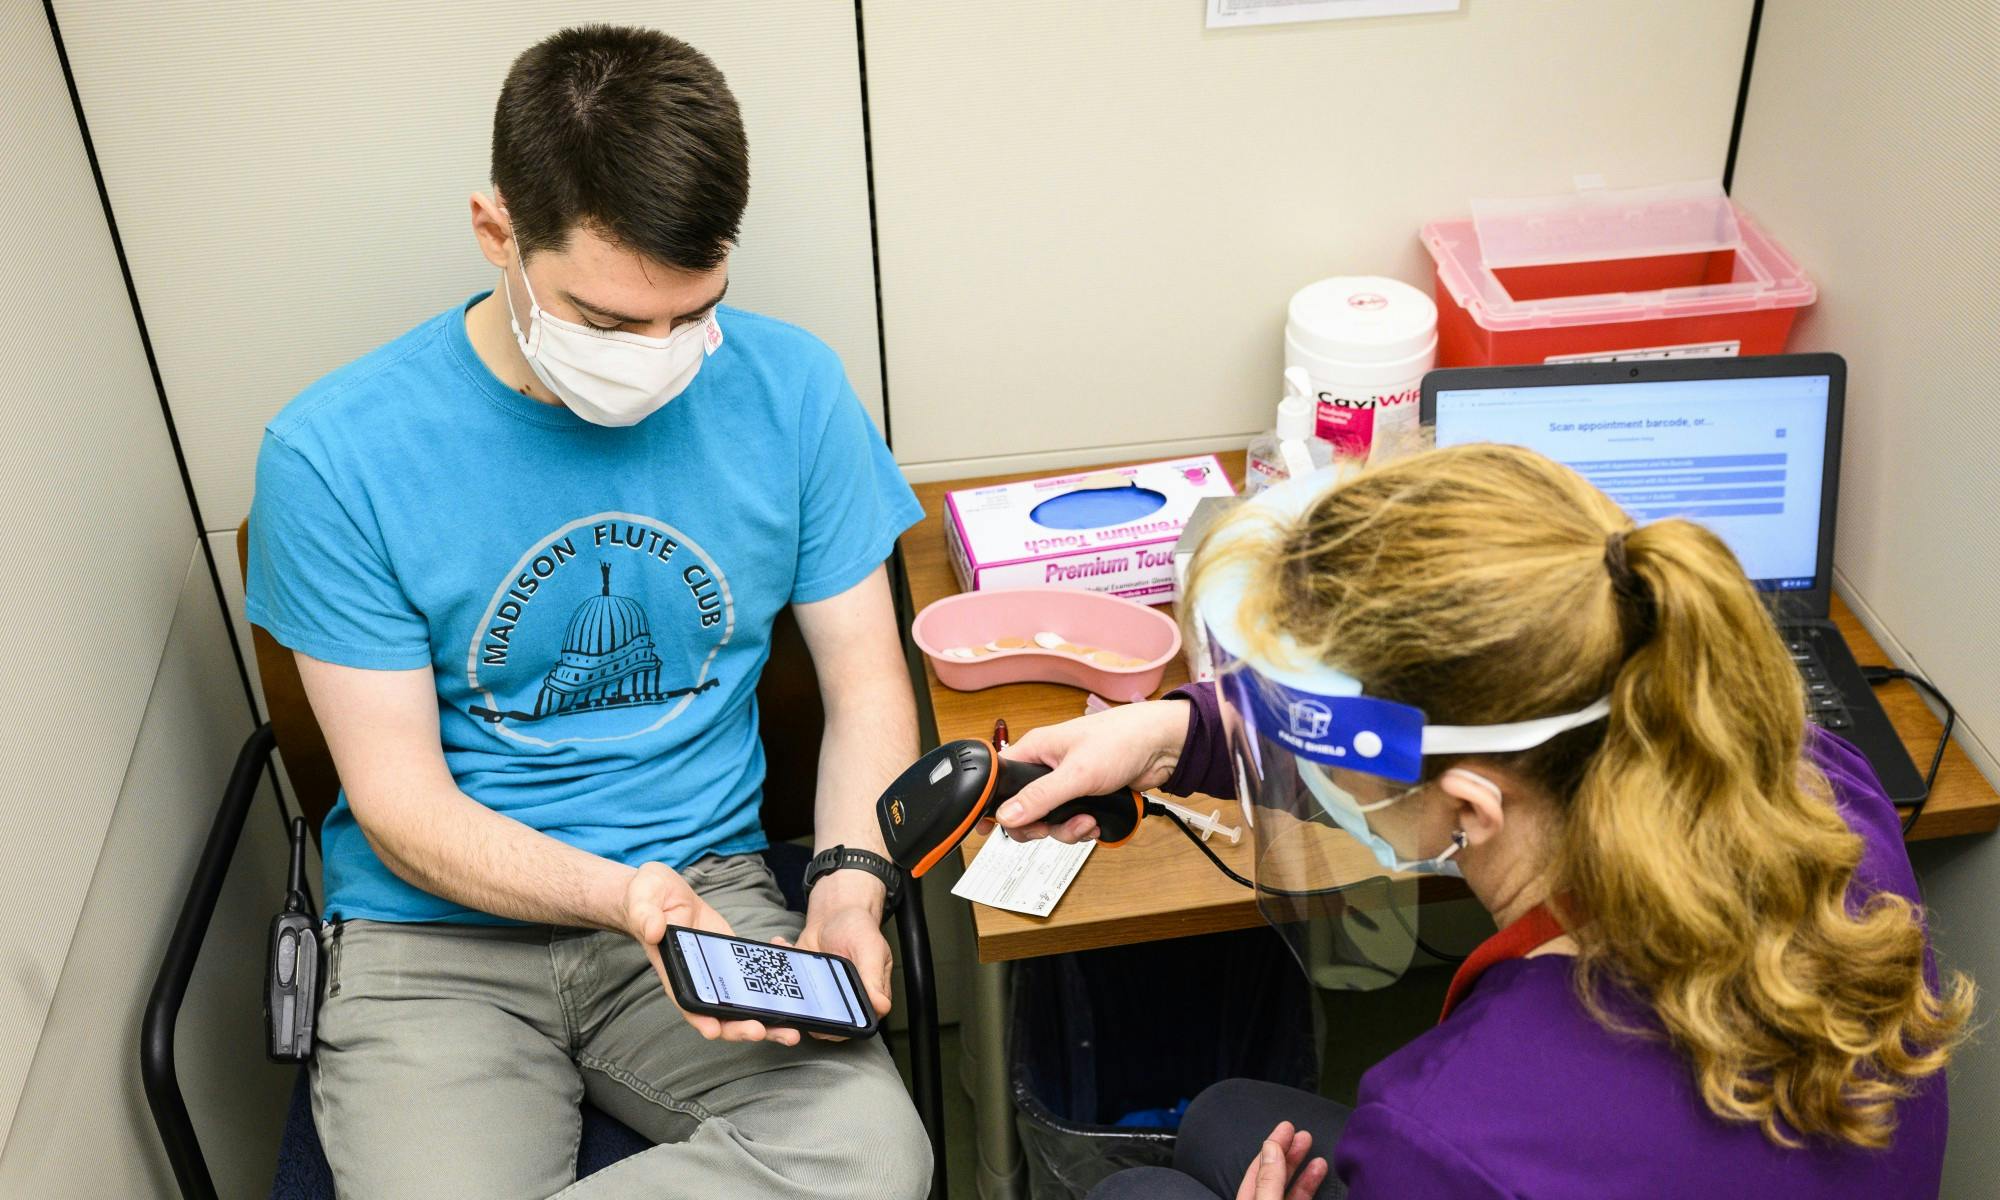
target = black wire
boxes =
[1150,802,1470,963]
[1151,800,1263,887]
[1859,666,1956,836]
[1388,898,1469,965]
[1721,0,1765,194]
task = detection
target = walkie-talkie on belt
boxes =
[264,816,320,1063]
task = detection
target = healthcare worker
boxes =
[996,443,1971,1199]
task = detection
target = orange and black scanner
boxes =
[876,739,1147,877]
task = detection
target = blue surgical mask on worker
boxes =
[502,245,718,427]
[1298,764,1473,877]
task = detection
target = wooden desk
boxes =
[898,450,1999,964]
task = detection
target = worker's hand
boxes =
[794,871,893,1040]
[1234,1121,1328,1200]
[627,862,803,1047]
[994,699,1192,843]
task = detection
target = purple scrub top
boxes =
[1163,683,1949,1199]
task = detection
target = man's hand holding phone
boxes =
[624,861,804,1046]
[792,868,894,1041]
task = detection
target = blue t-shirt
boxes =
[246,296,921,923]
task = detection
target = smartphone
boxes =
[661,926,880,1038]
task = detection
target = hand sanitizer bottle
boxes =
[1244,368,1335,495]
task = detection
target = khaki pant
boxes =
[309,853,931,1199]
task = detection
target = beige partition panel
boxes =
[51,0,883,532]
[0,550,294,1196]
[1729,5,1999,1195]
[863,0,1755,479]
[0,0,207,1145]
[1730,0,1999,780]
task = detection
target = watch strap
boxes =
[804,844,903,909]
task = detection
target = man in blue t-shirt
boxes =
[246,27,930,1199]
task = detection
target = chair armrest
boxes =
[141,722,277,1200]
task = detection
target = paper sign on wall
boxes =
[1207,0,1461,28]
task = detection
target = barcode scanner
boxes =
[876,739,1147,876]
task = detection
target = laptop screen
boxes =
[1431,373,1832,593]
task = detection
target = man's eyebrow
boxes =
[561,279,728,327]
[560,291,651,326]
[680,279,728,320]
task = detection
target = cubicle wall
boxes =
[47,0,885,718]
[14,0,1999,1194]
[860,0,1757,480]
[0,560,296,1197]
[1730,4,2000,1196]
[0,0,291,1192]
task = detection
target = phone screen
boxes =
[672,929,869,1028]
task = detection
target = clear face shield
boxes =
[1195,474,1610,992]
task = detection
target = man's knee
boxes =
[797,1054,932,1200]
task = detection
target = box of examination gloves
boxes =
[1173,496,1238,682]
[944,456,1237,604]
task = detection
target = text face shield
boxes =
[1217,664,1423,993]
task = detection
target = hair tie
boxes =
[1604,529,1635,591]
[1604,528,1655,643]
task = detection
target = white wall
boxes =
[861,0,1755,480]
[49,0,884,540]
[1729,3,2000,1195]
[0,0,289,1189]
[0,0,201,1140]
[0,554,295,1198]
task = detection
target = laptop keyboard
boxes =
[1788,636,1851,731]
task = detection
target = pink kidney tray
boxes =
[912,587,1182,700]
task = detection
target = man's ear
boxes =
[470,192,512,269]
[1438,767,1506,849]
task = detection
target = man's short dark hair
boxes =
[493,25,748,271]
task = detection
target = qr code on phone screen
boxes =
[732,941,804,999]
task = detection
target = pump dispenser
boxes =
[1245,367,1335,495]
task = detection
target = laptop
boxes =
[1420,353,1925,805]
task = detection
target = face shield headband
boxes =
[1218,665,1610,878]
[1219,667,1613,788]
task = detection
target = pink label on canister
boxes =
[1315,398,1375,457]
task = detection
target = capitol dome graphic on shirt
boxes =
[464,513,733,747]
[535,562,668,717]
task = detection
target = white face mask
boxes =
[502,250,719,427]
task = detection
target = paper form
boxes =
[951,832,1096,918]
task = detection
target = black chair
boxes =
[141,524,946,1198]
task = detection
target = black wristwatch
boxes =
[803,844,903,912]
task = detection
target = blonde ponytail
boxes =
[1188,443,1973,1148]
[1568,517,1972,1148]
